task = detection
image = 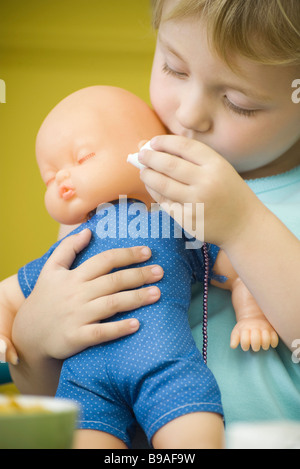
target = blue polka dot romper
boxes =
[18,200,224,447]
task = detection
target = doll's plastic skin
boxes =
[0,86,278,447]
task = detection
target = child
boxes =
[142,0,300,424]
[8,0,300,444]
[0,86,278,449]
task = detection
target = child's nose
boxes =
[177,92,213,134]
[56,169,71,184]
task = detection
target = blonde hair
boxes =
[151,0,300,67]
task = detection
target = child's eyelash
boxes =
[224,96,258,117]
[162,64,258,117]
[162,63,187,79]
[162,64,258,118]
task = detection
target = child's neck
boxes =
[241,139,300,180]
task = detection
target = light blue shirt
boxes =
[189,165,300,425]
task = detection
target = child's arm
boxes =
[0,275,25,365]
[139,135,300,349]
[213,250,279,352]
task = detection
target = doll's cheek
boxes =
[44,194,86,225]
[44,189,62,221]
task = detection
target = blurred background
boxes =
[0,0,156,279]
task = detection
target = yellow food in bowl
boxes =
[0,397,51,415]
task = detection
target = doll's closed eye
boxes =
[78,152,96,165]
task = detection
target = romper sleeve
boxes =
[187,240,227,284]
[17,221,91,298]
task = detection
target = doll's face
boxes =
[36,87,165,224]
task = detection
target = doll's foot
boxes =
[230,318,279,352]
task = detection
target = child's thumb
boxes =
[45,229,92,271]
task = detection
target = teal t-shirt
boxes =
[189,165,300,425]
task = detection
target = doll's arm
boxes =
[212,250,279,352]
[0,275,25,364]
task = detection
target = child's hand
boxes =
[12,229,164,362]
[139,135,260,247]
[230,316,279,352]
[0,336,19,365]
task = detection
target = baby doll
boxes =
[0,86,278,449]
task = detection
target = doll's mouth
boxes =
[59,185,76,201]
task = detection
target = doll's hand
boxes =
[139,135,261,247]
[230,316,279,352]
[0,336,19,365]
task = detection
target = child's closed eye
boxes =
[162,63,188,80]
[224,96,259,118]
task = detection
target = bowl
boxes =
[0,395,78,449]
[226,421,300,449]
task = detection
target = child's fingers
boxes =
[77,319,141,350]
[46,229,92,271]
[150,135,212,165]
[87,286,161,323]
[88,264,164,299]
[140,167,189,204]
[77,246,153,281]
[143,184,172,208]
[138,148,195,185]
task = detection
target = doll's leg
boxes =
[230,277,279,352]
[213,250,278,352]
[74,429,128,449]
[152,412,224,450]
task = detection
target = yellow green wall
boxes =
[0,0,156,279]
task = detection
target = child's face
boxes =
[150,5,300,175]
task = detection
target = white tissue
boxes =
[127,140,153,170]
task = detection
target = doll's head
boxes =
[36,86,166,224]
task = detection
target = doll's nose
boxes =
[55,169,71,184]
